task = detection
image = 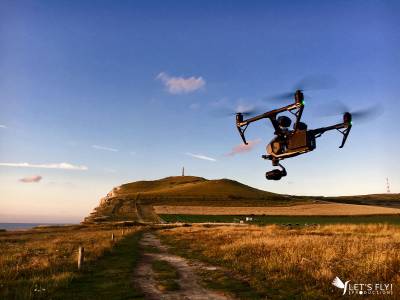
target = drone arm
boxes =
[237,102,299,127]
[236,111,280,145]
[339,126,351,148]
[293,105,304,130]
[311,122,352,148]
[236,124,248,145]
[235,102,301,144]
[236,102,305,145]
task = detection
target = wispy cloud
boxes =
[19,175,42,183]
[157,72,205,94]
[226,139,261,156]
[0,125,7,129]
[185,152,216,162]
[92,145,119,152]
[189,103,200,110]
[0,162,88,170]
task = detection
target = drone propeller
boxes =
[235,107,264,117]
[318,101,384,124]
[267,91,295,101]
[294,74,337,91]
[211,103,265,118]
[264,74,337,102]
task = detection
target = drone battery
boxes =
[287,131,315,152]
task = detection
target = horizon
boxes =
[1,0,399,222]
[1,174,398,223]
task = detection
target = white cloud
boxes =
[226,139,262,156]
[157,72,205,94]
[0,125,7,129]
[92,145,119,152]
[185,152,216,162]
[19,175,42,183]
[0,162,88,170]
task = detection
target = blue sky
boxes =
[1,0,399,222]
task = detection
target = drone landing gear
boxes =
[265,160,287,181]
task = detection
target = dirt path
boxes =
[134,232,233,300]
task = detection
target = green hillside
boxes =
[84,175,400,224]
[84,176,305,223]
[117,176,280,199]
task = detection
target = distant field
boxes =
[326,193,400,208]
[155,202,400,216]
[160,214,400,225]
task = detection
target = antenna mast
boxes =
[386,177,390,193]
[182,166,185,176]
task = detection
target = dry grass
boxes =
[159,224,400,299]
[0,225,140,299]
[154,203,400,215]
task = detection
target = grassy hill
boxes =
[84,176,309,223]
[117,176,278,198]
[84,176,400,224]
[108,176,311,206]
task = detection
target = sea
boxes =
[0,223,74,231]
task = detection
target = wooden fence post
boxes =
[111,233,115,242]
[78,246,84,270]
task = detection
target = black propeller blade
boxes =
[211,102,266,118]
[264,74,337,102]
[350,106,384,122]
[267,92,294,101]
[317,101,384,123]
[235,108,263,117]
[294,74,337,91]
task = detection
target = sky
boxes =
[1,0,399,223]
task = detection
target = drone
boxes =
[235,90,353,180]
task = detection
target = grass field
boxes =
[155,203,400,216]
[160,214,400,225]
[2,221,399,299]
[0,224,143,299]
[55,230,144,299]
[159,224,400,299]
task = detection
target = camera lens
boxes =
[266,169,283,180]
